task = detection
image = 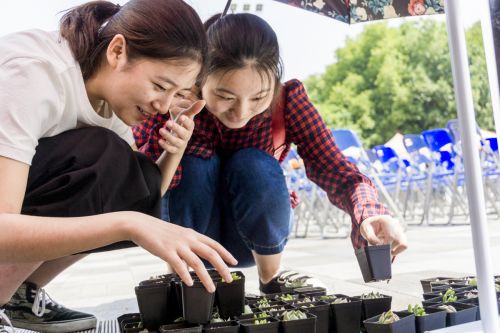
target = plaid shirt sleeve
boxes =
[132,113,183,189]
[284,79,391,249]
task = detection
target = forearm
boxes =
[157,150,185,196]
[0,211,135,262]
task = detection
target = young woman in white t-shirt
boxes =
[0,1,236,332]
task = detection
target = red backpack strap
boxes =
[272,86,287,161]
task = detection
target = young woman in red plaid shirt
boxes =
[134,13,407,293]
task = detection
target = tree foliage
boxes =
[305,21,492,146]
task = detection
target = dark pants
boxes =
[21,127,161,253]
[163,148,292,267]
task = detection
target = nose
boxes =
[152,92,176,115]
[231,100,252,121]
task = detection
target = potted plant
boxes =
[363,310,416,333]
[238,317,280,333]
[422,288,461,307]
[420,277,453,293]
[292,300,329,333]
[159,322,203,332]
[215,271,245,319]
[355,244,392,282]
[279,309,316,333]
[354,291,392,323]
[117,313,142,333]
[327,295,362,333]
[399,304,446,333]
[182,280,216,324]
[427,302,478,327]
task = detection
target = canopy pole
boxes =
[481,0,500,159]
[445,1,500,332]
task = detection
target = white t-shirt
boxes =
[0,29,134,165]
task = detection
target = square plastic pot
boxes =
[355,245,392,283]
[363,312,416,333]
[329,295,362,333]
[182,280,216,324]
[215,272,245,319]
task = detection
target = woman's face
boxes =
[202,66,275,129]
[105,57,200,126]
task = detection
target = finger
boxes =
[178,248,216,293]
[159,129,185,147]
[191,242,233,284]
[164,121,191,140]
[176,115,195,132]
[183,100,206,119]
[198,234,238,266]
[166,254,193,287]
[391,236,408,256]
[361,223,383,245]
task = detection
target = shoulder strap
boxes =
[272,86,287,161]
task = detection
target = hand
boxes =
[158,100,205,154]
[360,215,408,256]
[125,211,237,292]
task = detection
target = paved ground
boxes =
[42,221,500,321]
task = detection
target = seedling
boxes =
[377,310,400,324]
[254,312,271,319]
[279,294,296,301]
[361,291,384,299]
[256,298,271,308]
[331,297,348,304]
[282,310,307,321]
[465,291,478,299]
[221,272,242,283]
[437,305,457,313]
[243,305,253,314]
[407,304,426,316]
[440,289,457,303]
[253,319,270,325]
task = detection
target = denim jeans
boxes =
[162,148,292,267]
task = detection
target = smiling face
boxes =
[106,58,200,126]
[90,34,201,126]
[202,66,275,129]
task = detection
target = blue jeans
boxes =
[162,148,292,267]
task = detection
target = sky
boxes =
[0,0,486,80]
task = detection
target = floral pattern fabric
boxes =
[274,0,444,24]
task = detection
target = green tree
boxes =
[305,21,492,147]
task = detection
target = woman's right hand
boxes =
[123,211,237,292]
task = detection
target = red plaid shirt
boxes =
[133,79,391,249]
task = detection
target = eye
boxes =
[175,92,186,99]
[252,96,267,101]
[154,83,166,91]
[216,94,234,101]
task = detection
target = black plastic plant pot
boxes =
[264,292,300,303]
[215,271,245,319]
[294,301,329,333]
[202,320,240,333]
[363,312,416,333]
[355,245,392,282]
[329,295,362,333]
[396,310,446,333]
[427,302,477,327]
[182,280,216,324]
[159,322,203,332]
[117,313,142,333]
[421,296,442,308]
[238,317,280,333]
[279,312,316,333]
[135,281,173,331]
[420,277,453,293]
[355,294,392,322]
[293,286,327,297]
[455,297,481,320]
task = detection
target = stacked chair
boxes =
[283,120,500,239]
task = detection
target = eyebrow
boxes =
[215,88,271,96]
[156,76,192,91]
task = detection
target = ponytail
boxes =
[60,1,120,80]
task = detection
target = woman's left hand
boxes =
[360,215,408,256]
[158,99,205,154]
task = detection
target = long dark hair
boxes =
[60,0,207,81]
[204,13,283,100]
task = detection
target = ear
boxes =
[106,34,128,70]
